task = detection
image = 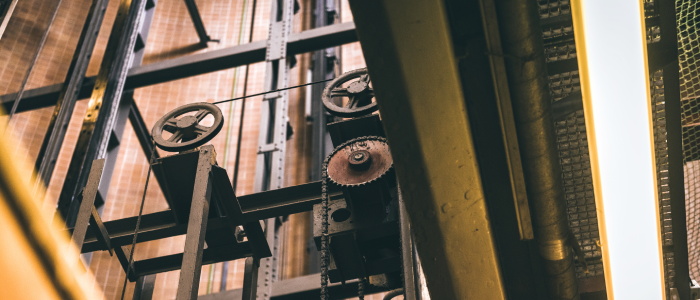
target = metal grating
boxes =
[548,71,581,101]
[555,110,604,278]
[678,0,700,281]
[540,1,603,278]
[537,0,570,18]
[651,69,676,291]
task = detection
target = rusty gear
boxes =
[327,137,392,187]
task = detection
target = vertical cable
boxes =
[6,0,64,121]
[220,0,258,291]
[119,140,157,300]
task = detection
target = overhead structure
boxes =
[348,0,508,298]
[183,0,217,46]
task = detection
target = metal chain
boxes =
[321,158,330,300]
[358,277,366,300]
[397,179,406,299]
[120,139,157,300]
[320,135,388,300]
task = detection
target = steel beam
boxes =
[1,22,358,113]
[34,0,110,187]
[58,0,148,226]
[308,0,341,274]
[347,0,506,298]
[70,159,105,251]
[0,0,18,41]
[199,273,391,300]
[183,0,214,46]
[78,180,343,253]
[657,0,689,297]
[249,0,297,298]
[176,146,214,300]
[133,274,156,300]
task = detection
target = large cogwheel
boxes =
[327,137,393,187]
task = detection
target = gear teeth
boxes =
[326,136,392,187]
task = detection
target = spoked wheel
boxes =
[322,68,378,118]
[152,102,224,152]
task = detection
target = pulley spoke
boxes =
[168,131,183,142]
[346,95,360,108]
[194,125,210,134]
[360,74,370,83]
[163,118,179,133]
[194,109,209,121]
[331,88,349,97]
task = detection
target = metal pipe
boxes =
[494,1,579,299]
[383,288,404,300]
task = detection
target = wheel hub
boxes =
[347,81,369,94]
[177,116,198,129]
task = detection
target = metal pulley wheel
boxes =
[327,138,392,187]
[322,68,378,118]
[152,102,224,152]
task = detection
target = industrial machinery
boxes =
[314,68,408,299]
[69,103,272,299]
[66,70,418,300]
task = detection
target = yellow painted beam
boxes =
[0,119,101,299]
[348,0,506,298]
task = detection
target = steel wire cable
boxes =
[119,140,157,300]
[211,78,334,105]
[6,0,64,121]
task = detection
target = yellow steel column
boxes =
[348,0,506,299]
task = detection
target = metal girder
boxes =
[347,0,506,298]
[76,180,343,253]
[656,0,689,297]
[0,22,357,113]
[33,0,110,187]
[58,0,148,226]
[183,0,215,46]
[199,273,391,300]
[176,146,214,300]
[70,159,106,252]
[0,0,18,41]
[308,0,341,274]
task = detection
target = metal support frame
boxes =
[656,0,690,298]
[1,22,358,113]
[70,159,106,252]
[133,274,157,300]
[347,0,507,298]
[443,0,549,297]
[249,0,296,299]
[308,0,341,273]
[34,0,110,187]
[176,146,214,300]
[183,0,215,47]
[58,0,148,226]
[0,0,19,41]
[398,186,417,300]
[200,272,392,300]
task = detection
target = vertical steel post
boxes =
[308,0,340,273]
[398,184,417,300]
[241,257,260,300]
[57,0,148,228]
[35,0,110,187]
[176,145,215,300]
[70,159,105,251]
[658,0,689,297]
[133,274,157,300]
[251,0,296,298]
[0,0,19,40]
